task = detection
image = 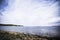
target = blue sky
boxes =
[0,0,60,26]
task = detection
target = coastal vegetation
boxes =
[0,24,23,26]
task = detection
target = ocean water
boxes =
[0,26,60,37]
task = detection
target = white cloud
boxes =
[1,0,60,26]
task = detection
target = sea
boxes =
[0,26,60,37]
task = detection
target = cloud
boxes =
[0,0,60,26]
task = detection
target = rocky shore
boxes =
[0,30,60,40]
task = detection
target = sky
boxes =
[0,0,60,26]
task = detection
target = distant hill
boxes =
[0,24,23,26]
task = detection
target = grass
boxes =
[0,30,60,40]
